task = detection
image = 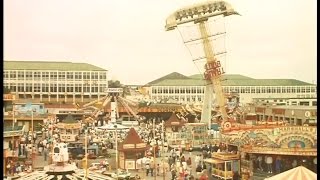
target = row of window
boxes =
[151,95,204,102]
[4,71,107,80]
[151,86,317,94]
[4,83,107,93]
[152,87,205,94]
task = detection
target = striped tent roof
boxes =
[264,166,316,180]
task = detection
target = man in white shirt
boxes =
[195,155,200,167]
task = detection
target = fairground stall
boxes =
[221,125,317,179]
[118,128,148,170]
[204,152,240,180]
[4,126,26,176]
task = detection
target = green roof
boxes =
[153,79,207,86]
[222,79,314,86]
[4,61,107,71]
[150,72,314,86]
[146,72,190,85]
[189,74,254,80]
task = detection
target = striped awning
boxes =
[264,166,316,180]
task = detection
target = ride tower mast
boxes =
[165,0,239,129]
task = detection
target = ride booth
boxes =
[118,128,148,170]
[204,152,240,180]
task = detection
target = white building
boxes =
[145,72,317,106]
[4,61,108,103]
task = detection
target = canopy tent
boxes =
[264,166,316,180]
[96,123,130,131]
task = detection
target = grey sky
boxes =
[4,0,317,85]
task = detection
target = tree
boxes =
[108,80,122,88]
[108,80,131,97]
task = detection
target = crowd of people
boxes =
[5,116,61,176]
[5,113,317,180]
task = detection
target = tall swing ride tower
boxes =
[165,1,239,129]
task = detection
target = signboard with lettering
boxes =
[106,88,123,93]
[204,60,225,80]
[277,126,316,133]
[60,134,76,142]
[56,123,81,129]
[136,143,146,148]
[123,144,135,149]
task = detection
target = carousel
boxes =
[118,128,148,170]
[55,113,81,142]
[17,143,112,180]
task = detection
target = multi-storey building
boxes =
[4,61,108,103]
[145,72,317,106]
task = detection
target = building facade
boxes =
[247,105,317,126]
[146,72,317,106]
[4,61,108,103]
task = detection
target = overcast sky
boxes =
[4,0,317,85]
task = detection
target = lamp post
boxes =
[85,129,88,179]
[114,124,118,180]
[31,109,34,135]
[152,118,157,180]
[29,108,36,170]
[161,120,165,180]
[150,139,157,180]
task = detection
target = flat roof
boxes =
[204,158,226,164]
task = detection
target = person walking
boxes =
[186,157,192,168]
[257,155,263,171]
[171,166,177,180]
[275,156,281,174]
[145,163,150,176]
[232,171,240,180]
[150,162,154,176]
[43,147,48,161]
[195,155,201,167]
[266,156,273,174]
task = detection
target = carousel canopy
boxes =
[63,114,78,124]
[56,114,81,129]
[264,166,316,180]
[18,169,114,180]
